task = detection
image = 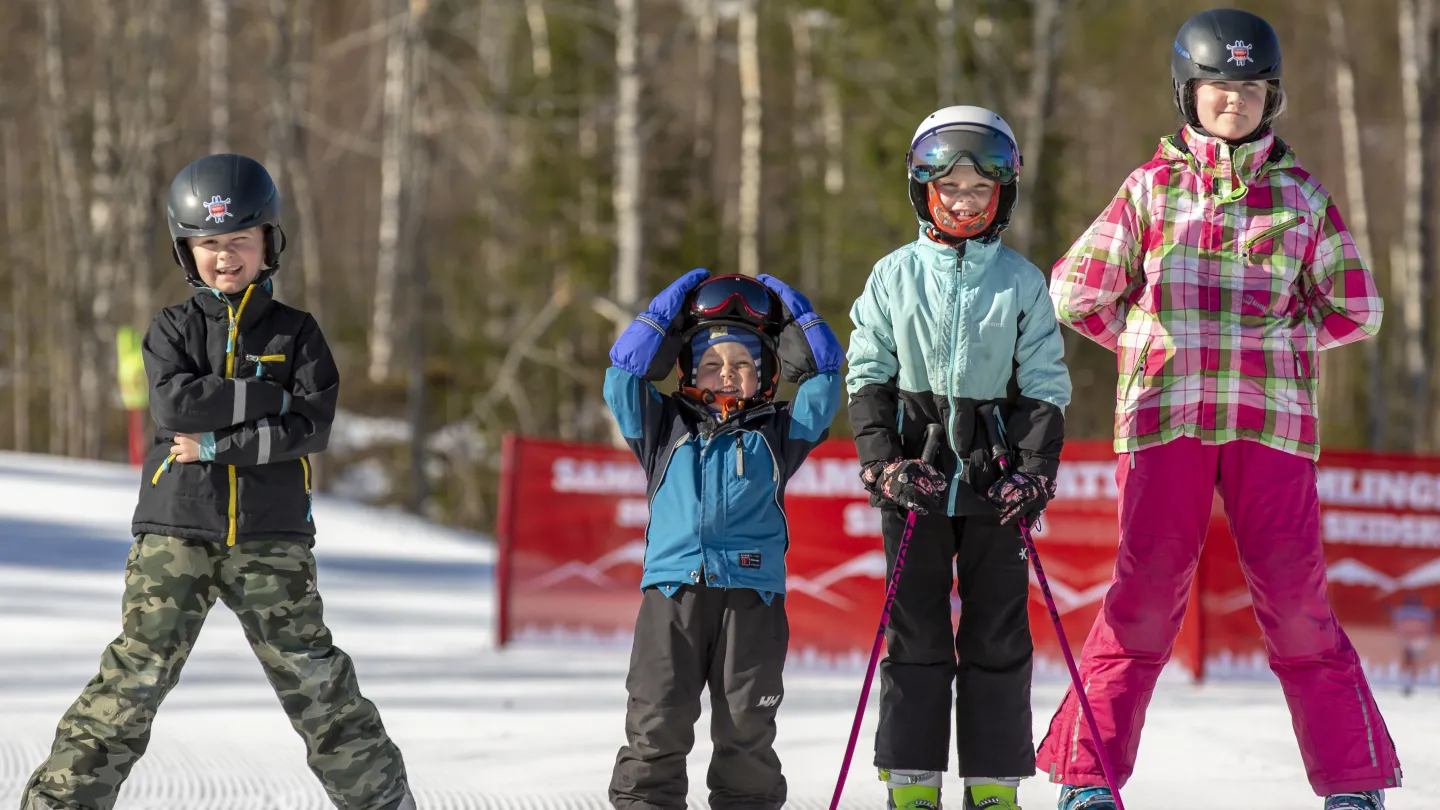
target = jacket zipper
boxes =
[221,286,257,546]
[1241,216,1303,261]
[300,456,313,522]
[245,353,286,377]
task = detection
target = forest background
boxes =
[0,0,1435,532]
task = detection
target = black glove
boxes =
[861,459,949,514]
[985,470,1056,527]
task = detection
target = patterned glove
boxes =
[861,458,949,515]
[609,268,709,380]
[985,470,1057,527]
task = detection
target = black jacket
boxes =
[132,284,338,545]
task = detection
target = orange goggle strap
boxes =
[678,385,775,421]
[926,183,1000,240]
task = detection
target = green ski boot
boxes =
[964,780,1022,810]
[880,769,943,810]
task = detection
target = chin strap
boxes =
[679,386,771,421]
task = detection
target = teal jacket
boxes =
[846,228,1072,514]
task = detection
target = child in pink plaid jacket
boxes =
[1038,9,1397,810]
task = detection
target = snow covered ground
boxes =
[1,451,1436,809]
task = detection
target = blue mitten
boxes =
[757,273,844,382]
[610,268,710,380]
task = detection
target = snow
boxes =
[1,450,1437,809]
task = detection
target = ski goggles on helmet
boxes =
[907,125,1020,186]
[686,274,781,323]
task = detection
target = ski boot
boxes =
[964,779,1022,809]
[1325,791,1385,810]
[880,769,942,810]
[1057,785,1116,810]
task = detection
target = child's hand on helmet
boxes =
[609,268,709,380]
[757,274,845,381]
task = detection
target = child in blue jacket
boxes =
[604,270,843,810]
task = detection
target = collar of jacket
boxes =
[1161,125,1282,203]
[193,283,275,330]
[912,225,1003,269]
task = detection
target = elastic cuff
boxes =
[199,432,216,462]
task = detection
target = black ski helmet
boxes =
[672,274,786,403]
[1171,8,1283,138]
[167,154,286,288]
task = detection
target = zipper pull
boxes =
[736,440,744,477]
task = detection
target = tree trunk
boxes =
[208,0,230,154]
[126,0,173,327]
[820,76,844,298]
[1398,0,1433,446]
[369,0,426,384]
[790,10,820,292]
[406,108,436,515]
[736,0,762,277]
[39,0,93,457]
[1325,0,1376,447]
[688,0,718,222]
[286,0,325,331]
[523,0,552,81]
[4,121,27,453]
[613,0,643,310]
[477,0,516,345]
[1010,0,1066,257]
[936,0,959,106]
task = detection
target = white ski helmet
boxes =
[906,105,1022,242]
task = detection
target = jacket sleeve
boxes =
[604,365,674,469]
[144,310,289,433]
[779,370,841,470]
[1049,172,1147,352]
[210,315,338,466]
[845,262,905,467]
[1009,266,1071,480]
[1303,196,1384,349]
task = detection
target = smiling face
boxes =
[1194,79,1270,141]
[931,163,997,219]
[187,226,265,294]
[694,341,759,403]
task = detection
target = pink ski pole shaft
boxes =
[1018,517,1125,810]
[829,423,945,810]
[977,403,1123,809]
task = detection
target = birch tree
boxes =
[1397,0,1435,445]
[370,0,427,383]
[208,0,230,153]
[613,0,643,311]
[737,0,762,277]
[1010,0,1067,257]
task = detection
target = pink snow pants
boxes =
[1035,438,1402,796]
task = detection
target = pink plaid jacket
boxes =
[1050,126,1383,460]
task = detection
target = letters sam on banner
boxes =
[495,434,1440,684]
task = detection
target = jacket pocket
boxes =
[1241,215,1304,259]
[1119,334,1154,397]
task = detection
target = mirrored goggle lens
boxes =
[690,277,774,319]
[907,126,1019,185]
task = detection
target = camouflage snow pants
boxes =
[22,534,412,810]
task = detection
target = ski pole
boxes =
[977,404,1125,810]
[829,422,945,810]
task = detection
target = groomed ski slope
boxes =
[0,451,1435,808]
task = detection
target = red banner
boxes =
[496,435,1439,684]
